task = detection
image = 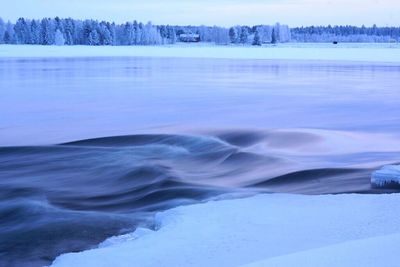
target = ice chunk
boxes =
[98,228,154,248]
[371,165,400,188]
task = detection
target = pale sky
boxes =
[1,0,399,27]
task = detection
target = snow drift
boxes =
[51,193,400,267]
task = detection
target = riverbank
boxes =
[1,43,400,62]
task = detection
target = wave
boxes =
[0,131,399,266]
[249,167,400,194]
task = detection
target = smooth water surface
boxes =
[1,57,400,145]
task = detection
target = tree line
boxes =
[0,17,399,46]
[0,17,173,45]
[291,25,400,42]
[0,17,291,46]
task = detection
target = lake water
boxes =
[1,57,400,145]
[1,57,400,266]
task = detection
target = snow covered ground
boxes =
[1,43,400,62]
[51,193,400,267]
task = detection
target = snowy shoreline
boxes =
[51,193,400,267]
[1,43,400,62]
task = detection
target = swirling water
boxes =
[1,57,400,266]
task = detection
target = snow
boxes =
[51,193,400,267]
[242,233,400,267]
[371,165,400,188]
[1,43,400,62]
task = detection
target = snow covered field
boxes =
[52,193,400,267]
[1,43,400,62]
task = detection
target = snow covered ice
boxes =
[1,43,400,63]
[51,193,400,267]
[371,165,400,188]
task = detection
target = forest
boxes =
[0,17,398,46]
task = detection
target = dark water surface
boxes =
[1,57,400,266]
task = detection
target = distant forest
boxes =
[0,17,399,46]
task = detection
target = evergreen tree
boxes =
[30,20,41,44]
[252,28,261,46]
[88,30,100,45]
[271,28,277,44]
[0,18,5,44]
[100,23,112,45]
[3,16,399,46]
[82,20,93,45]
[239,27,248,44]
[54,29,65,45]
[123,22,134,45]
[63,18,75,45]
[167,26,176,44]
[138,22,145,45]
[213,26,229,45]
[159,25,167,44]
[274,23,281,43]
[132,21,139,45]
[4,21,15,44]
[14,18,31,44]
[229,27,237,43]
[40,18,55,45]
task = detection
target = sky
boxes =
[1,0,399,27]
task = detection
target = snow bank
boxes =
[242,233,400,267]
[51,193,400,267]
[372,165,400,188]
[1,43,400,62]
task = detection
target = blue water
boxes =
[1,57,400,266]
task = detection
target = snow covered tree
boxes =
[159,25,167,44]
[137,22,144,45]
[0,18,5,44]
[63,18,75,45]
[213,26,229,45]
[271,28,277,44]
[259,25,273,43]
[197,26,213,42]
[229,27,238,43]
[273,23,281,43]
[82,20,93,45]
[54,29,65,45]
[239,27,248,44]
[88,29,100,45]
[30,20,41,44]
[3,21,15,44]
[123,22,134,45]
[278,24,291,42]
[14,18,31,44]
[167,25,176,44]
[132,21,139,45]
[109,23,117,45]
[40,18,55,45]
[252,28,261,46]
[100,23,113,45]
[4,16,399,46]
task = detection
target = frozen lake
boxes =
[1,56,400,266]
